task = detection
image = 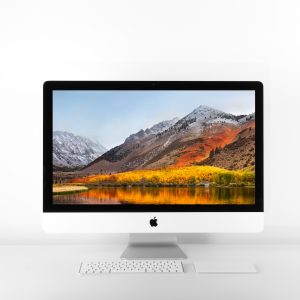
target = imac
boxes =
[43,81,263,259]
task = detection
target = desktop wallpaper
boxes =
[52,90,255,205]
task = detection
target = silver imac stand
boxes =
[120,234,187,260]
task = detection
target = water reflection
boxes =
[53,186,255,205]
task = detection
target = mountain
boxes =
[125,117,179,143]
[198,120,255,170]
[81,106,255,174]
[146,117,180,135]
[178,105,239,125]
[53,131,106,170]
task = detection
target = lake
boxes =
[53,186,255,205]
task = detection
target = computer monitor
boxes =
[43,81,263,259]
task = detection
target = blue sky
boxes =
[53,90,255,149]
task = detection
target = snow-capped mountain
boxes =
[53,131,106,170]
[237,112,255,123]
[82,105,255,174]
[176,105,239,127]
[145,117,180,135]
[125,117,179,142]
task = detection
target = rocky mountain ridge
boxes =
[81,105,255,173]
[53,131,106,170]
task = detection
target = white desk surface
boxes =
[0,244,299,300]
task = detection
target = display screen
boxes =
[52,90,255,205]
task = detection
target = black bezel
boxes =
[44,81,263,213]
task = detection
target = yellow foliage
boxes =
[72,166,255,186]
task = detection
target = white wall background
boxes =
[0,0,299,244]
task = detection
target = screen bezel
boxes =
[44,81,263,213]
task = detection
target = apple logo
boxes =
[150,217,158,227]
